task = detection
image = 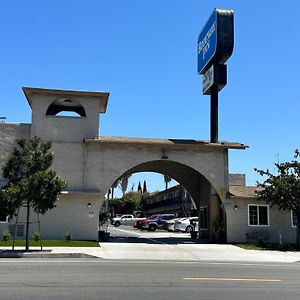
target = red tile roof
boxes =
[229,185,263,199]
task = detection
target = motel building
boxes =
[0,87,297,244]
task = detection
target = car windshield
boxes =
[160,215,175,220]
[148,215,159,220]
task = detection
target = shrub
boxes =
[2,229,11,241]
[32,231,40,242]
[65,231,73,241]
[256,234,266,247]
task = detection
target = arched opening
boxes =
[100,160,226,243]
[106,172,196,217]
[46,98,86,117]
[56,111,82,117]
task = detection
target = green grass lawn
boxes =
[0,240,99,247]
[236,243,300,251]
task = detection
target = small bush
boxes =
[32,231,40,242]
[65,231,73,241]
[2,229,11,241]
[256,235,266,247]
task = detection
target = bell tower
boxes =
[22,87,109,142]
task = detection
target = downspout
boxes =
[83,141,87,192]
[223,149,229,242]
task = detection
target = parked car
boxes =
[134,214,160,229]
[165,217,181,231]
[177,217,198,233]
[173,217,189,232]
[111,214,146,227]
[142,214,176,231]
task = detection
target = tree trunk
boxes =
[25,200,30,251]
[296,212,300,247]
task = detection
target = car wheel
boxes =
[185,225,193,233]
[114,221,120,227]
[148,224,156,231]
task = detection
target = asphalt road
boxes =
[1,258,299,300]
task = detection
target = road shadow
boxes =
[0,249,52,258]
[103,236,210,245]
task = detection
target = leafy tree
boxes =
[107,188,111,200]
[108,191,142,215]
[137,181,142,193]
[1,137,67,251]
[0,188,15,218]
[122,192,141,213]
[119,175,131,196]
[111,180,119,199]
[109,175,131,198]
[107,198,123,215]
[140,191,150,211]
[142,180,147,193]
[255,149,300,246]
[164,175,172,190]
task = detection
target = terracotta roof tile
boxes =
[229,185,263,199]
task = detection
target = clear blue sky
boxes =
[1,1,299,193]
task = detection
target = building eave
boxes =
[85,136,248,150]
[22,86,109,113]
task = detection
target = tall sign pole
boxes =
[197,9,234,143]
[210,86,218,143]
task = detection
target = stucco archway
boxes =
[104,160,226,241]
[106,160,212,210]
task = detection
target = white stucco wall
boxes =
[29,93,101,141]
[85,143,229,203]
[0,194,101,241]
[226,198,296,243]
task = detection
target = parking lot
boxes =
[107,224,200,243]
[96,224,300,263]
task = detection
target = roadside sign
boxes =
[202,64,227,95]
[197,9,234,74]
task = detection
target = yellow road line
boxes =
[183,277,281,282]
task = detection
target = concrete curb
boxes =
[0,251,99,259]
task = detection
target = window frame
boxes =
[291,210,297,228]
[0,215,8,223]
[248,204,269,227]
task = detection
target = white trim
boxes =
[248,204,269,227]
[291,210,297,228]
[0,215,8,223]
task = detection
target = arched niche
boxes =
[46,98,86,117]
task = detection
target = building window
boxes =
[199,206,208,229]
[291,210,297,228]
[8,224,24,237]
[0,212,8,223]
[248,205,269,226]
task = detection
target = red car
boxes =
[134,214,160,229]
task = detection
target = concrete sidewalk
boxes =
[97,242,300,263]
[1,242,300,263]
